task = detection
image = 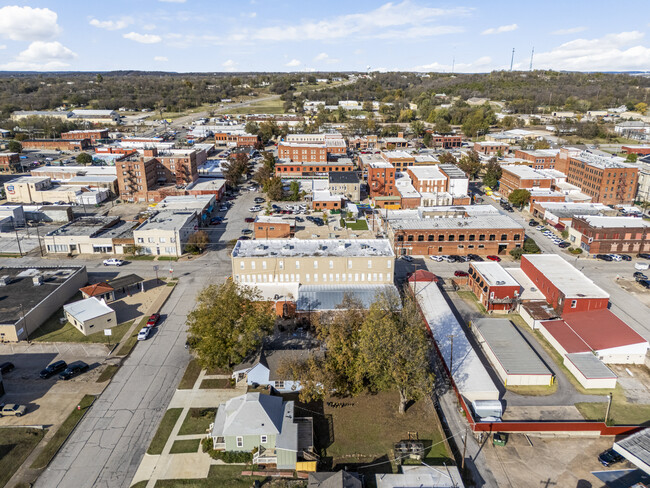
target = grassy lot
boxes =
[178,359,202,389]
[226,98,285,115]
[31,395,95,469]
[130,482,148,488]
[200,378,233,389]
[169,439,201,454]
[179,408,217,436]
[154,465,267,488]
[130,255,156,261]
[96,364,120,383]
[455,291,487,314]
[302,391,451,476]
[157,257,178,261]
[205,366,232,375]
[0,427,46,487]
[340,218,369,230]
[32,316,134,345]
[576,384,650,425]
[507,383,558,396]
[147,408,183,455]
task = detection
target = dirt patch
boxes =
[105,202,150,220]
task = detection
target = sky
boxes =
[0,0,649,73]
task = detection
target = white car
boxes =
[400,255,413,262]
[609,254,622,262]
[536,225,545,231]
[103,258,124,266]
[219,206,228,212]
[429,255,443,262]
[137,327,151,341]
[248,206,262,212]
[443,255,455,263]
[635,262,650,271]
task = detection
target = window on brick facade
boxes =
[428,235,434,241]
[397,235,404,242]
[438,235,444,241]
[514,234,520,241]
[458,235,465,242]
[407,235,414,242]
[469,235,475,241]
[479,234,485,241]
[489,234,496,241]
[448,235,455,241]
[418,235,424,241]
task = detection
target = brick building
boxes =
[468,262,521,312]
[328,171,361,201]
[0,153,20,173]
[514,149,560,169]
[61,129,109,144]
[520,254,609,315]
[569,216,650,254]
[622,145,650,155]
[407,166,446,194]
[22,139,90,151]
[565,152,638,205]
[254,216,294,239]
[499,165,554,198]
[278,143,327,162]
[474,141,509,156]
[427,133,462,149]
[367,160,396,197]
[275,159,354,177]
[385,212,524,256]
[381,151,415,171]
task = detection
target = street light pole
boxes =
[13,223,23,257]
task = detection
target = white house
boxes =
[63,297,117,336]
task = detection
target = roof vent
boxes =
[0,275,10,286]
[33,275,43,286]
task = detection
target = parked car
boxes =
[609,254,623,262]
[244,217,255,223]
[254,197,265,204]
[467,254,484,261]
[0,403,27,417]
[241,229,253,235]
[103,258,124,266]
[458,255,471,262]
[248,206,262,212]
[0,362,15,375]
[40,360,67,379]
[536,225,545,231]
[146,313,160,328]
[635,262,650,271]
[598,448,624,467]
[441,255,453,262]
[638,253,650,260]
[596,254,614,261]
[59,361,89,380]
[209,217,222,225]
[528,220,538,227]
[634,272,648,281]
[558,242,571,249]
[400,255,413,262]
[137,327,151,341]
[238,235,251,240]
[639,279,650,289]
[620,255,632,261]
[454,270,469,277]
[486,255,501,262]
[429,255,443,262]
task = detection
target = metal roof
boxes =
[565,353,616,380]
[614,427,650,474]
[296,284,398,311]
[388,214,523,231]
[107,274,143,290]
[473,318,553,376]
[63,297,114,322]
[233,239,394,258]
[472,262,519,287]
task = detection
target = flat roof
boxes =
[572,151,635,170]
[522,254,609,299]
[503,268,546,301]
[255,215,293,225]
[328,171,359,184]
[68,175,117,183]
[472,262,519,287]
[382,150,412,159]
[411,279,499,401]
[473,318,553,376]
[0,267,84,325]
[64,297,114,322]
[312,190,342,202]
[232,239,394,258]
[614,427,650,474]
[502,165,553,180]
[185,179,226,192]
[575,216,650,229]
[439,163,467,179]
[541,310,647,354]
[565,353,617,380]
[475,140,508,146]
[388,214,523,231]
[107,274,144,290]
[408,166,446,180]
[6,176,50,184]
[376,465,464,488]
[135,210,196,231]
[367,160,393,169]
[48,216,121,237]
[296,284,399,311]
[519,300,559,320]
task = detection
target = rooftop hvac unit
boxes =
[0,275,10,286]
[32,275,43,286]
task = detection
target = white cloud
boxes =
[123,32,162,44]
[285,59,301,67]
[552,26,587,35]
[0,6,61,41]
[250,1,471,41]
[242,12,257,18]
[154,56,168,62]
[1,40,76,70]
[481,23,518,35]
[0,45,6,50]
[143,24,157,31]
[314,53,329,61]
[89,17,133,31]
[534,31,650,71]
[313,52,340,64]
[413,55,492,72]
[222,59,237,72]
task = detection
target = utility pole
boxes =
[529,47,534,71]
[14,223,23,257]
[461,426,468,472]
[448,334,455,376]
[605,392,613,425]
[510,48,515,72]
[35,223,44,257]
[451,56,455,74]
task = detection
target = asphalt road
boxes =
[30,188,254,488]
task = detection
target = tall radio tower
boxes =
[510,48,515,71]
[529,47,535,71]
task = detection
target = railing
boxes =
[253,446,277,464]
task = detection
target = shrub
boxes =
[569,247,583,255]
[509,248,524,260]
[201,437,254,463]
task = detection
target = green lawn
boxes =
[455,291,487,314]
[130,255,156,261]
[157,257,178,261]
[307,391,452,474]
[575,384,650,425]
[200,378,233,389]
[169,439,201,454]
[340,218,369,230]
[96,364,120,383]
[154,465,267,488]
[0,427,46,487]
[31,395,95,469]
[178,408,217,436]
[32,317,134,345]
[226,98,285,115]
[147,408,183,455]
[178,359,202,389]
[116,316,149,356]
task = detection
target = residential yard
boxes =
[200,378,233,389]
[32,316,134,345]
[0,427,45,488]
[169,439,201,454]
[178,408,217,436]
[147,408,183,455]
[178,358,202,389]
[31,395,95,470]
[340,218,369,231]
[301,391,452,477]
[152,465,270,488]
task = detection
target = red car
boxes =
[146,313,160,327]
[486,255,501,262]
[454,270,468,277]
[244,217,255,223]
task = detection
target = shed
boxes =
[107,274,145,297]
[614,427,650,475]
[79,282,115,302]
[63,297,116,336]
[472,318,554,386]
[564,353,617,390]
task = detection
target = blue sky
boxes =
[0,1,649,72]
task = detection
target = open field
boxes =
[0,427,45,487]
[225,98,285,115]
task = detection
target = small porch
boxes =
[253,446,278,466]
